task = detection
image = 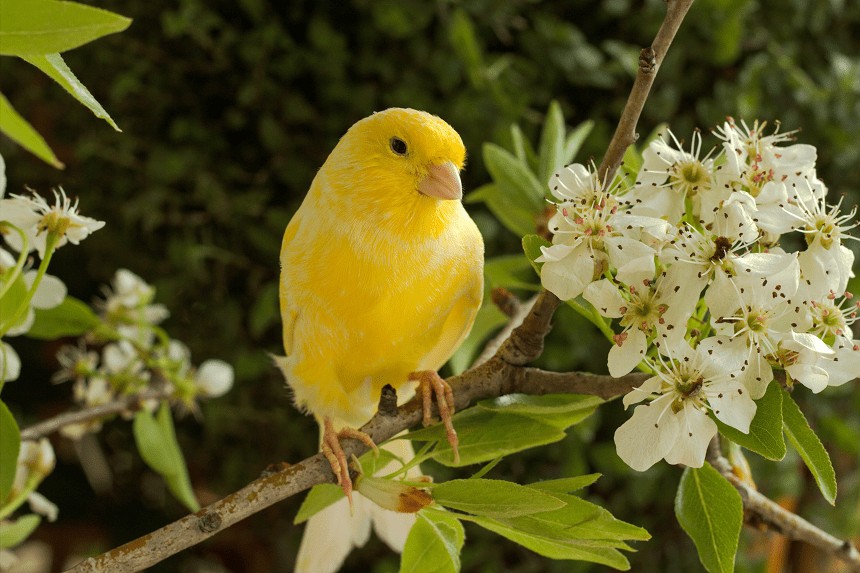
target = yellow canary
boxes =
[277,108,484,572]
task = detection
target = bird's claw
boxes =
[409,370,459,464]
[321,418,378,508]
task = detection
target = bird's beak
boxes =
[418,161,462,201]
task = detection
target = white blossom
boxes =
[195,359,234,398]
[0,187,104,257]
[1,340,21,382]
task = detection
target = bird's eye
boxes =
[390,137,408,156]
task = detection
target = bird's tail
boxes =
[294,433,420,573]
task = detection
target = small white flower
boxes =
[52,344,99,385]
[778,332,834,393]
[0,187,105,257]
[1,340,21,382]
[195,359,234,398]
[614,337,756,471]
[27,491,58,522]
[18,439,56,477]
[100,269,169,345]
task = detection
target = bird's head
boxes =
[321,108,467,233]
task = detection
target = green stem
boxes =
[567,298,617,343]
[0,223,29,301]
[0,474,42,521]
[0,232,60,336]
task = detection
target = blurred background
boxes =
[2,0,858,571]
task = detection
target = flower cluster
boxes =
[537,119,859,471]
[54,269,234,438]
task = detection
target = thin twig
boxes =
[20,388,173,441]
[473,294,538,367]
[707,440,860,571]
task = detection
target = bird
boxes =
[276,108,484,572]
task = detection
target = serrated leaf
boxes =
[562,120,595,165]
[433,479,565,518]
[0,401,21,503]
[0,0,131,56]
[782,389,837,504]
[294,483,343,524]
[714,381,785,461]
[538,101,565,185]
[675,464,742,573]
[22,53,120,131]
[27,296,100,340]
[133,404,199,512]
[0,92,63,168]
[400,511,464,573]
[483,143,545,209]
[529,474,602,493]
[522,234,551,274]
[0,514,40,549]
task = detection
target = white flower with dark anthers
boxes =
[614,336,756,471]
[807,291,858,344]
[538,190,666,301]
[0,187,105,257]
[629,129,718,224]
[584,274,687,377]
[548,162,606,206]
[711,258,825,397]
[776,332,834,393]
[820,336,860,387]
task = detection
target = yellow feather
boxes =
[279,108,484,427]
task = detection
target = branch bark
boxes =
[65,1,705,571]
[707,440,860,571]
[20,388,173,441]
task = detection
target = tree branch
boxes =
[707,440,860,570]
[20,388,173,441]
[65,2,699,571]
[597,0,695,182]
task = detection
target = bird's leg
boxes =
[321,418,378,507]
[408,371,459,464]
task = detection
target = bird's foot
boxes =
[321,418,378,507]
[408,370,459,464]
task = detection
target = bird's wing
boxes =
[279,212,301,355]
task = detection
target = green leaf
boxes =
[782,389,837,504]
[294,483,343,524]
[448,9,484,89]
[0,272,30,335]
[714,381,785,461]
[465,182,537,237]
[529,473,602,493]
[0,92,63,168]
[510,123,537,170]
[0,514,40,549]
[0,0,131,56]
[27,296,100,340]
[675,464,742,573]
[483,142,545,208]
[0,401,21,503]
[133,404,200,512]
[537,100,565,185]
[484,254,540,291]
[522,234,551,274]
[433,479,565,518]
[562,120,595,165]
[400,511,464,573]
[406,392,598,467]
[405,408,565,467]
[478,394,602,429]
[447,301,507,375]
[22,53,120,130]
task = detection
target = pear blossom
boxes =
[1,340,21,382]
[99,269,169,344]
[614,337,756,471]
[0,187,104,257]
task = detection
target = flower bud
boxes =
[355,475,432,513]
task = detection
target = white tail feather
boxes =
[295,435,420,573]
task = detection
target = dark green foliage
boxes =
[1,1,858,571]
